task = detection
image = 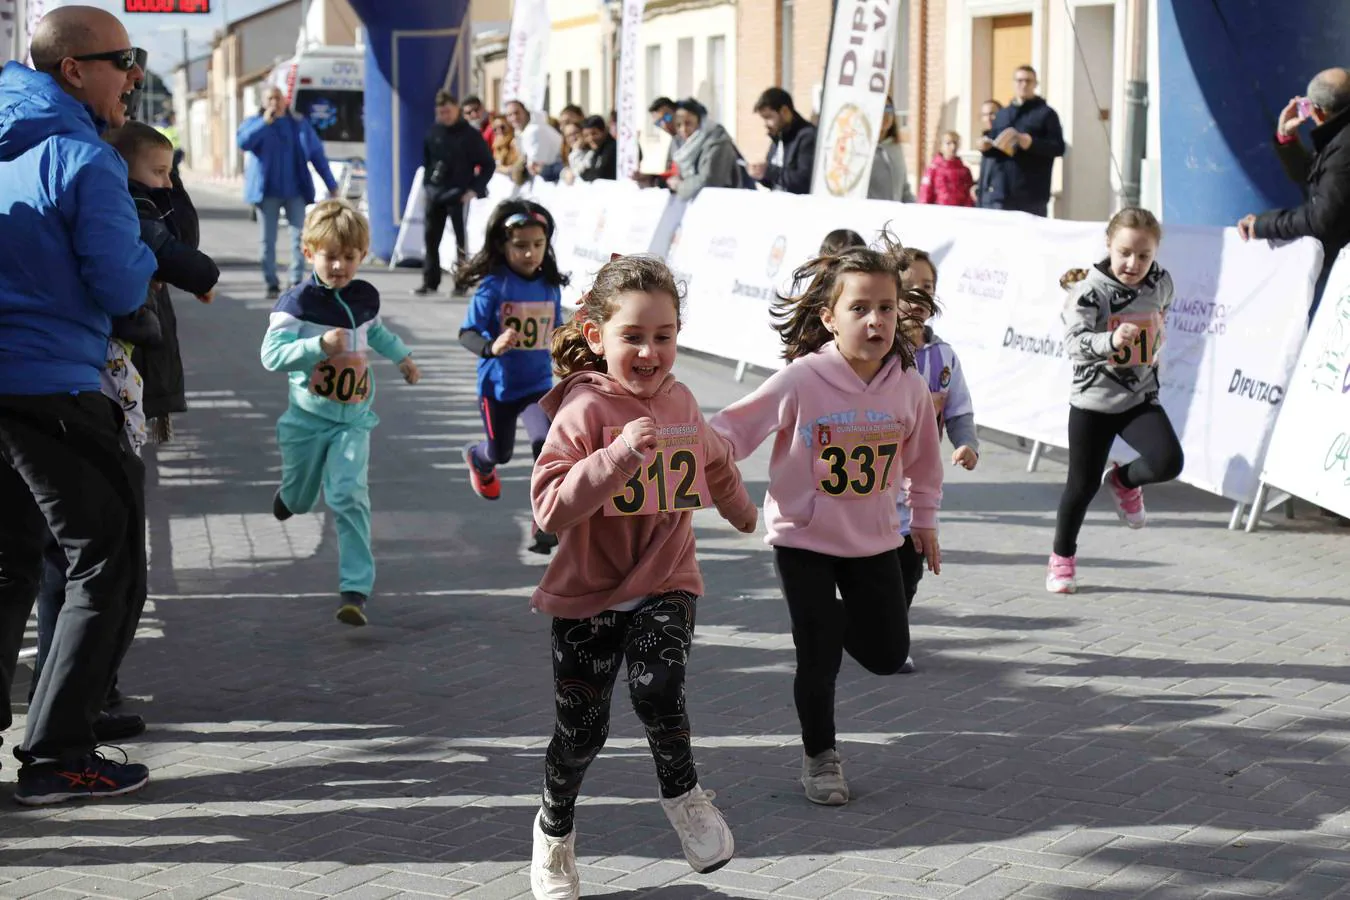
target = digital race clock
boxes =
[124,0,211,12]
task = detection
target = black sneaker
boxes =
[528,529,559,555]
[336,592,368,627]
[272,489,293,521]
[15,750,149,806]
[266,285,281,299]
[93,711,146,742]
[412,285,438,296]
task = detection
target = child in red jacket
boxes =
[918,131,975,207]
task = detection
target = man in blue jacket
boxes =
[237,86,338,298]
[0,4,157,805]
[979,66,1065,216]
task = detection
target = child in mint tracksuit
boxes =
[261,200,421,626]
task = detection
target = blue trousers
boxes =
[277,405,374,595]
[257,195,308,289]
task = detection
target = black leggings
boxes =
[1053,402,1184,557]
[774,546,910,758]
[539,592,699,838]
[469,390,549,471]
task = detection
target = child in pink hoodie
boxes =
[528,255,757,900]
[710,240,944,808]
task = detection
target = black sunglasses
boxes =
[71,48,148,73]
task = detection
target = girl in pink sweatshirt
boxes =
[527,255,757,900]
[710,241,944,808]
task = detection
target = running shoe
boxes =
[530,810,580,900]
[1102,463,1146,528]
[660,785,735,874]
[336,592,368,627]
[801,749,849,806]
[1046,553,1077,594]
[463,444,500,500]
[92,711,145,742]
[15,749,149,806]
[272,488,293,521]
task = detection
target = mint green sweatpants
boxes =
[276,404,375,595]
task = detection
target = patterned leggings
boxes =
[539,592,698,837]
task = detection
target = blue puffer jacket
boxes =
[0,62,157,395]
[237,111,337,205]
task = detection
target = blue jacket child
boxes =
[261,228,419,626]
[454,201,568,551]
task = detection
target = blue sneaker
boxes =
[14,750,149,806]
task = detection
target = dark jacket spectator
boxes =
[1243,69,1350,298]
[129,180,219,422]
[751,88,817,194]
[424,114,495,200]
[974,99,1006,208]
[580,115,617,181]
[981,69,1064,215]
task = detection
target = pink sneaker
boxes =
[1102,464,1146,528]
[1046,553,1077,594]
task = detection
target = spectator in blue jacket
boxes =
[979,66,1065,216]
[0,4,157,806]
[237,85,338,298]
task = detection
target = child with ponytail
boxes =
[527,255,757,900]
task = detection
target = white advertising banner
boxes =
[810,0,900,199]
[501,0,551,114]
[1259,249,1350,519]
[615,0,643,180]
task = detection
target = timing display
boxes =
[125,0,211,12]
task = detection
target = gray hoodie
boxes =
[1063,260,1174,414]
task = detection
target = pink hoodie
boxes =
[710,342,943,558]
[531,370,756,618]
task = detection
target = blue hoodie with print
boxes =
[0,62,157,395]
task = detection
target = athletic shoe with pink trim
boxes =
[1103,463,1146,528]
[463,444,501,500]
[1046,553,1077,594]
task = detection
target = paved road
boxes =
[4,184,1350,900]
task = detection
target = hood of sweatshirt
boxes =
[797,340,912,395]
[0,62,105,161]
[1084,257,1164,303]
[540,369,680,418]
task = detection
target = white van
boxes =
[269,45,365,163]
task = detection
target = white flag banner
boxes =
[615,0,643,180]
[502,0,551,115]
[810,0,900,199]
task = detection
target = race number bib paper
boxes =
[500,301,555,350]
[309,351,370,405]
[812,421,903,500]
[605,423,710,516]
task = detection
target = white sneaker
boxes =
[801,749,850,806]
[660,784,735,874]
[1046,553,1078,594]
[531,810,580,900]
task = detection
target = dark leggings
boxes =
[539,592,699,838]
[774,546,910,758]
[1053,402,1185,557]
[469,390,550,471]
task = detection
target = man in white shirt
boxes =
[505,101,563,175]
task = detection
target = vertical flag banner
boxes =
[616,0,644,180]
[502,0,551,115]
[810,0,900,199]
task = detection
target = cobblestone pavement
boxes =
[4,184,1350,900]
